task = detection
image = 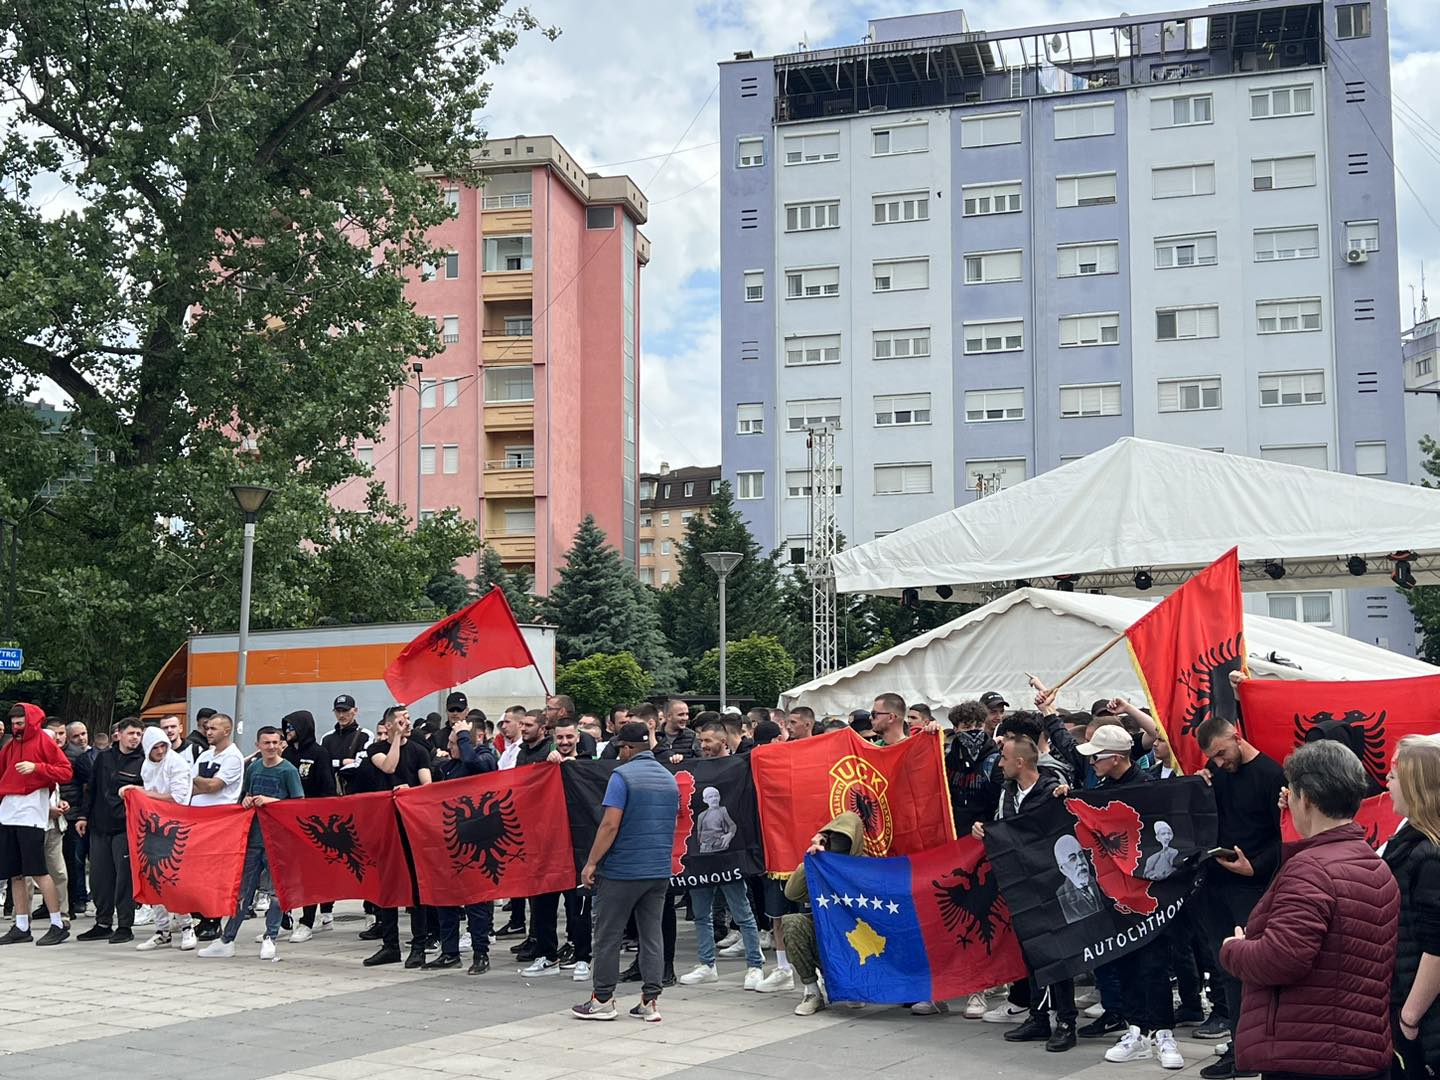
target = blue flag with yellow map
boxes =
[805,837,1027,1004]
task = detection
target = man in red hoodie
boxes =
[1,703,73,945]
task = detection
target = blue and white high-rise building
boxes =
[720,1,1413,653]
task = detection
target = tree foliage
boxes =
[693,634,797,709]
[556,652,653,718]
[473,545,539,623]
[1406,435,1440,662]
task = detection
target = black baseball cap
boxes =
[1090,698,1118,717]
[617,722,652,746]
[333,694,357,711]
[446,692,468,712]
[980,691,1008,709]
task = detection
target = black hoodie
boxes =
[82,739,145,835]
[282,710,337,799]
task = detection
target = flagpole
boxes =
[1045,630,1128,697]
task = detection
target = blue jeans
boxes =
[223,835,282,944]
[689,879,762,968]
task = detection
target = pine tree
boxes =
[473,545,538,622]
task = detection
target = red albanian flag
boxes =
[752,727,954,875]
[1125,547,1246,776]
[259,791,414,911]
[1282,793,1404,851]
[384,588,541,706]
[395,765,577,906]
[124,790,252,918]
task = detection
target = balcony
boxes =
[482,270,533,300]
[484,402,535,431]
[484,459,535,496]
[483,334,532,363]
[482,206,532,234]
[488,533,536,563]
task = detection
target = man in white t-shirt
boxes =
[192,714,245,806]
[0,704,74,946]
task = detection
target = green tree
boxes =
[1406,436,1440,662]
[693,634,797,708]
[556,652,653,717]
[424,568,472,615]
[473,545,538,622]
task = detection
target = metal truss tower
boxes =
[806,423,839,678]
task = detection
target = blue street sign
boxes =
[0,647,22,672]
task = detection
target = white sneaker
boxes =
[318,913,334,931]
[520,956,560,977]
[1085,1001,1108,1018]
[715,929,740,950]
[1215,1041,1231,1057]
[964,993,988,1019]
[136,932,171,951]
[754,967,794,993]
[255,893,271,913]
[1105,1026,1153,1063]
[758,930,773,949]
[982,1002,1027,1023]
[259,938,277,961]
[1155,1030,1184,1070]
[133,905,155,927]
[679,963,719,985]
[571,961,591,981]
[254,930,268,943]
[794,991,826,1016]
[910,1000,949,1016]
[198,939,235,958]
[178,929,197,951]
[459,933,472,951]
[289,925,313,944]
[718,939,748,958]
[744,967,766,991]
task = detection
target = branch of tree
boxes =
[2,336,111,415]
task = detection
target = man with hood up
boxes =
[780,810,867,1016]
[281,709,337,941]
[0,703,73,945]
[133,726,195,951]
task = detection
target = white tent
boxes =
[781,588,1438,714]
[831,437,1440,601]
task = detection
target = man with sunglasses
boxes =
[869,693,910,746]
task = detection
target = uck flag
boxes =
[752,727,954,875]
[259,792,413,910]
[1239,674,1440,795]
[562,756,764,887]
[1125,547,1247,776]
[383,588,540,705]
[123,790,252,918]
[395,765,576,906]
[806,838,1027,1005]
[984,776,1218,985]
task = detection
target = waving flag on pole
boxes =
[383,588,545,705]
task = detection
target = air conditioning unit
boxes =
[1345,247,1369,265]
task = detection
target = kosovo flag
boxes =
[806,838,1027,1005]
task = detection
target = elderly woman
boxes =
[1384,735,1440,1080]
[1221,741,1399,1080]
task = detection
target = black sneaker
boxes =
[1079,1011,1125,1038]
[403,949,427,969]
[1195,1013,1231,1039]
[495,922,527,938]
[468,954,490,975]
[1004,1015,1052,1042]
[35,925,69,947]
[357,925,384,941]
[557,942,576,967]
[108,928,134,944]
[1200,1050,1257,1079]
[76,924,112,942]
[1046,1021,1077,1052]
[509,936,536,954]
[423,953,461,970]
[1175,1006,1206,1027]
[196,925,220,942]
[662,967,677,988]
[0,925,32,945]
[619,960,641,983]
[363,946,402,966]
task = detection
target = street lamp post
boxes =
[411,362,424,521]
[701,551,743,711]
[229,484,274,738]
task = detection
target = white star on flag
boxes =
[816,894,829,908]
[856,894,870,908]
[830,894,841,907]
[840,894,854,907]
[886,901,900,915]
[870,896,883,910]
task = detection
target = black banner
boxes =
[983,776,1217,985]
[561,756,765,888]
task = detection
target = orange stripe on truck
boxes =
[189,643,405,687]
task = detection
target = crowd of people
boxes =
[2,681,1438,1079]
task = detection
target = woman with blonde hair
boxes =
[1384,734,1440,1080]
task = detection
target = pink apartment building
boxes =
[335,136,649,589]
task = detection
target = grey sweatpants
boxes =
[591,876,668,1002]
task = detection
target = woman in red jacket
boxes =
[1221,741,1399,1080]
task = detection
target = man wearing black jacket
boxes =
[60,722,92,918]
[654,698,699,764]
[514,710,555,768]
[75,717,145,943]
[322,694,372,795]
[282,710,338,940]
[426,715,499,974]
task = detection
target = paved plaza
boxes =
[0,904,1221,1080]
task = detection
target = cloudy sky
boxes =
[481,0,1440,473]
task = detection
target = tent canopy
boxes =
[831,437,1440,601]
[781,587,1438,715]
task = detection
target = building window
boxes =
[786,468,844,498]
[659,569,671,584]
[1059,383,1122,417]
[964,458,1026,493]
[710,479,720,495]
[785,266,839,299]
[1417,356,1435,378]
[737,136,765,167]
[1251,85,1314,119]
[1268,592,1334,626]
[874,462,933,495]
[1155,232,1218,268]
[483,366,534,402]
[503,508,536,535]
[1345,220,1380,254]
[785,200,841,232]
[1054,102,1115,140]
[682,511,694,523]
[420,444,436,475]
[787,538,809,565]
[873,258,929,292]
[640,480,653,500]
[1152,163,1215,199]
[1057,242,1118,277]
[639,540,653,557]
[964,249,1023,284]
[962,181,1022,216]
[736,403,765,434]
[640,514,652,530]
[503,315,532,336]
[743,270,764,302]
[661,539,672,555]
[736,471,764,499]
[1257,298,1322,334]
[1261,444,1328,468]
[442,445,459,474]
[443,187,461,211]
[1254,226,1319,261]
[872,191,930,224]
[1057,172,1117,207]
[1158,377,1222,412]
[586,206,616,230]
[660,511,670,525]
[1059,312,1121,347]
[786,398,841,431]
[443,252,460,279]
[1260,370,1325,406]
[872,327,930,359]
[784,333,841,366]
[964,388,1023,422]
[440,316,460,344]
[1355,441,1387,475]
[872,122,928,155]
[875,392,932,426]
[442,378,460,407]
[1151,94,1212,129]
[483,235,532,272]
[662,484,671,499]
[960,112,1022,147]
[504,444,533,469]
[357,445,374,466]
[1252,155,1317,191]
[1336,3,1371,39]
[1156,305,1220,340]
[963,319,1024,354]
[783,131,840,164]
[683,482,694,498]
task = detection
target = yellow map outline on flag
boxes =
[847,918,887,965]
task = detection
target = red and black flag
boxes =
[983,776,1218,985]
[1125,548,1247,775]
[1283,792,1404,851]
[395,766,576,906]
[260,791,414,910]
[123,790,252,918]
[383,588,543,705]
[751,727,954,875]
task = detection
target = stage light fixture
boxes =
[935,585,954,600]
[900,587,920,609]
[1346,556,1367,577]
[1133,569,1153,591]
[1055,575,1076,592]
[1264,560,1286,581]
[1390,551,1417,590]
